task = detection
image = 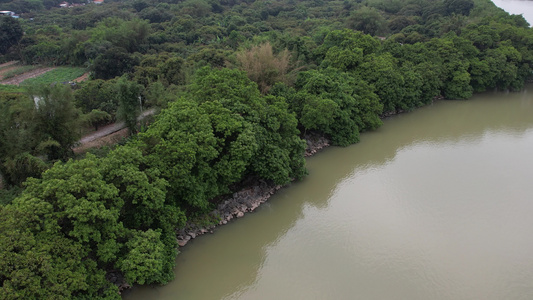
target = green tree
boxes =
[292,68,383,146]
[443,0,474,16]
[0,16,23,55]
[116,229,167,285]
[134,53,185,87]
[357,53,406,113]
[100,145,182,284]
[91,47,139,80]
[83,109,112,131]
[91,17,150,53]
[0,94,45,186]
[29,84,82,160]
[0,205,110,299]
[314,29,381,70]
[432,35,476,98]
[348,6,388,36]
[116,77,144,135]
[3,156,125,298]
[189,67,307,184]
[75,79,119,116]
[137,98,219,210]
[1,153,47,187]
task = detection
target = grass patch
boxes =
[2,65,41,80]
[21,67,87,86]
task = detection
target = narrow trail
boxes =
[0,61,19,69]
[77,108,156,145]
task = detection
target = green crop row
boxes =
[21,67,87,86]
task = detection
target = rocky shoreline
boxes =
[175,132,330,248]
[117,133,330,294]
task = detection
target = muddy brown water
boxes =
[123,83,533,300]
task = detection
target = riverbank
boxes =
[120,84,533,295]
[175,132,331,248]
[111,133,331,294]
[119,97,457,295]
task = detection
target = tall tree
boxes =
[189,67,307,185]
[292,68,383,146]
[29,84,81,160]
[0,16,23,55]
[348,6,388,36]
[116,77,144,135]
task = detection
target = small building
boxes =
[59,1,69,7]
[93,0,104,4]
[0,10,19,18]
[0,10,15,16]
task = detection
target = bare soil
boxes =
[73,72,90,83]
[79,122,128,145]
[74,128,129,154]
[74,109,156,153]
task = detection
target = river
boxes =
[124,80,533,299]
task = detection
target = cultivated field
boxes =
[0,61,87,87]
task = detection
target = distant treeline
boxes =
[1,0,532,298]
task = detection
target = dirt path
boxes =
[75,108,156,151]
[79,121,129,144]
[74,128,130,154]
[0,61,19,69]
[0,67,55,85]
